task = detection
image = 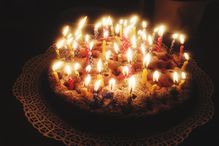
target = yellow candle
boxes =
[179,72,187,86]
[181,53,189,70]
[141,53,151,84]
[102,40,106,59]
[52,71,59,82]
[97,74,104,87]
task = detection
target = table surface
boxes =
[1,0,219,145]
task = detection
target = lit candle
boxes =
[131,35,137,49]
[78,16,87,30]
[64,64,74,90]
[156,25,165,51]
[84,74,91,87]
[85,34,90,45]
[97,59,104,86]
[85,64,92,73]
[142,53,151,84]
[122,66,129,77]
[151,70,160,93]
[52,60,64,81]
[109,78,116,91]
[105,50,111,70]
[130,15,138,36]
[55,38,65,58]
[172,71,179,84]
[148,35,153,52]
[126,48,133,64]
[94,79,101,93]
[115,24,120,37]
[181,52,189,70]
[178,34,185,64]
[73,62,80,77]
[94,22,101,39]
[179,72,187,86]
[170,33,179,53]
[119,19,123,38]
[72,40,79,56]
[128,75,136,94]
[142,21,147,32]
[62,25,70,37]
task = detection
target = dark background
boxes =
[1,0,219,145]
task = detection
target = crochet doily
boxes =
[13,46,214,146]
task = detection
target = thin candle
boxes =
[178,34,185,64]
[170,33,179,53]
[109,78,116,90]
[128,75,136,94]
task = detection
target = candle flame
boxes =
[89,40,94,50]
[114,42,119,54]
[109,78,116,90]
[126,48,133,63]
[128,75,136,93]
[62,25,70,36]
[148,35,153,45]
[52,60,64,71]
[141,44,146,55]
[85,65,91,73]
[179,34,185,44]
[158,25,165,36]
[173,71,179,83]
[142,31,147,41]
[64,64,72,75]
[143,53,151,68]
[95,22,101,30]
[84,74,91,87]
[105,50,111,61]
[73,62,80,71]
[72,40,78,50]
[172,33,179,39]
[119,19,124,25]
[184,52,189,60]
[94,80,101,92]
[115,24,120,34]
[181,72,187,80]
[78,16,87,30]
[103,30,109,39]
[56,38,65,49]
[131,35,137,48]
[122,66,129,76]
[142,21,147,29]
[97,59,103,73]
[85,34,90,43]
[130,15,138,25]
[153,70,160,82]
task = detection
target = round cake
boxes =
[48,16,192,118]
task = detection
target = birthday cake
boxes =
[48,16,192,117]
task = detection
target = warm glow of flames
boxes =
[130,15,138,25]
[141,44,146,55]
[142,31,147,41]
[72,40,78,50]
[114,42,119,54]
[153,70,160,82]
[73,62,80,71]
[179,34,185,44]
[172,33,179,39]
[64,64,72,75]
[119,19,124,25]
[85,34,90,43]
[181,72,187,80]
[105,50,111,61]
[103,30,109,39]
[126,48,133,63]
[115,24,120,34]
[84,74,91,87]
[62,25,70,36]
[142,21,147,28]
[89,41,94,50]
[128,75,136,93]
[123,19,128,26]
[94,80,101,92]
[56,38,65,49]
[184,52,189,60]
[95,22,101,30]
[85,65,91,73]
[122,66,129,76]
[66,35,73,45]
[52,60,64,71]
[148,35,153,45]
[97,59,103,73]
[124,26,130,37]
[143,53,151,68]
[157,25,165,36]
[78,16,87,30]
[109,78,116,90]
[173,71,179,83]
[131,35,137,48]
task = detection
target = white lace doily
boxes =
[13,46,214,146]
